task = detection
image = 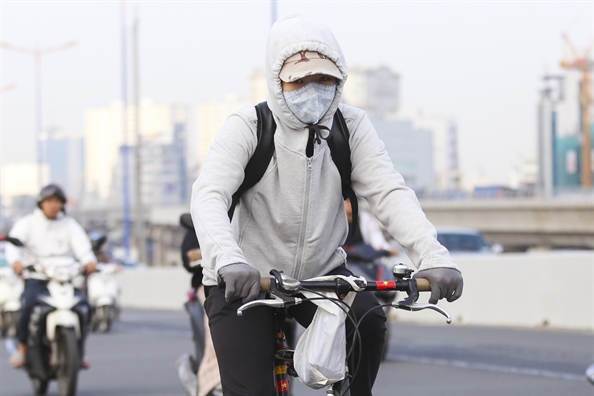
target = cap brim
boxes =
[279,53,342,83]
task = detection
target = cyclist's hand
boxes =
[414,267,463,304]
[218,263,260,303]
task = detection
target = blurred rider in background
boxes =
[343,198,399,256]
[5,184,97,368]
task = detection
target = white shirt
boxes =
[358,210,394,252]
[6,209,96,280]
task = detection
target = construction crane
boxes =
[560,33,593,188]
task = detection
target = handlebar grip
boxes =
[415,278,431,292]
[260,277,271,293]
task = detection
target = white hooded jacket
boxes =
[191,15,457,286]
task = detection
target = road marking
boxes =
[391,354,587,382]
[110,323,192,338]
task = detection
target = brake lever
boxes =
[392,301,452,324]
[236,294,303,316]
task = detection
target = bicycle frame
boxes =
[273,309,293,396]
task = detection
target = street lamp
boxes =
[1,40,76,187]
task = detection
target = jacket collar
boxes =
[33,208,65,221]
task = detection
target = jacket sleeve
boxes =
[68,219,97,264]
[343,106,458,272]
[5,217,29,264]
[191,107,258,283]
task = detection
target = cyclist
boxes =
[6,184,97,368]
[191,14,463,396]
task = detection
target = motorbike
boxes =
[342,242,396,361]
[176,213,223,396]
[3,235,90,396]
[176,286,223,396]
[0,238,23,338]
[87,232,121,333]
[87,263,120,333]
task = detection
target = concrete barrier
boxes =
[391,251,593,331]
[117,251,594,331]
[118,267,190,311]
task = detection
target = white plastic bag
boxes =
[293,275,361,389]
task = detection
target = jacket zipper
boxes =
[294,157,313,279]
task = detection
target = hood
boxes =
[265,15,348,130]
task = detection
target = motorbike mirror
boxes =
[180,213,194,230]
[4,236,24,247]
[91,235,107,252]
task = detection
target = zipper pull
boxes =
[307,158,312,170]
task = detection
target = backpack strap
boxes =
[228,102,276,219]
[327,109,359,239]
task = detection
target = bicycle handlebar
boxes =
[233,264,451,324]
[258,276,431,293]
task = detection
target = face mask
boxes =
[283,82,337,125]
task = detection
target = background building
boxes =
[508,151,538,191]
[45,127,85,206]
[394,109,460,191]
[196,95,250,165]
[372,119,435,192]
[109,117,188,207]
[538,70,593,196]
[84,99,189,206]
[555,135,581,189]
[342,66,401,119]
[1,163,50,198]
[0,163,50,221]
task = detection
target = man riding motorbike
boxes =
[5,184,97,368]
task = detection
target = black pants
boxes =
[204,265,386,396]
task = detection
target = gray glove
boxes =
[413,268,463,304]
[218,263,261,303]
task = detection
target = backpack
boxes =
[228,101,359,237]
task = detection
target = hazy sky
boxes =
[1,1,592,185]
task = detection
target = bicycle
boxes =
[230,263,452,396]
